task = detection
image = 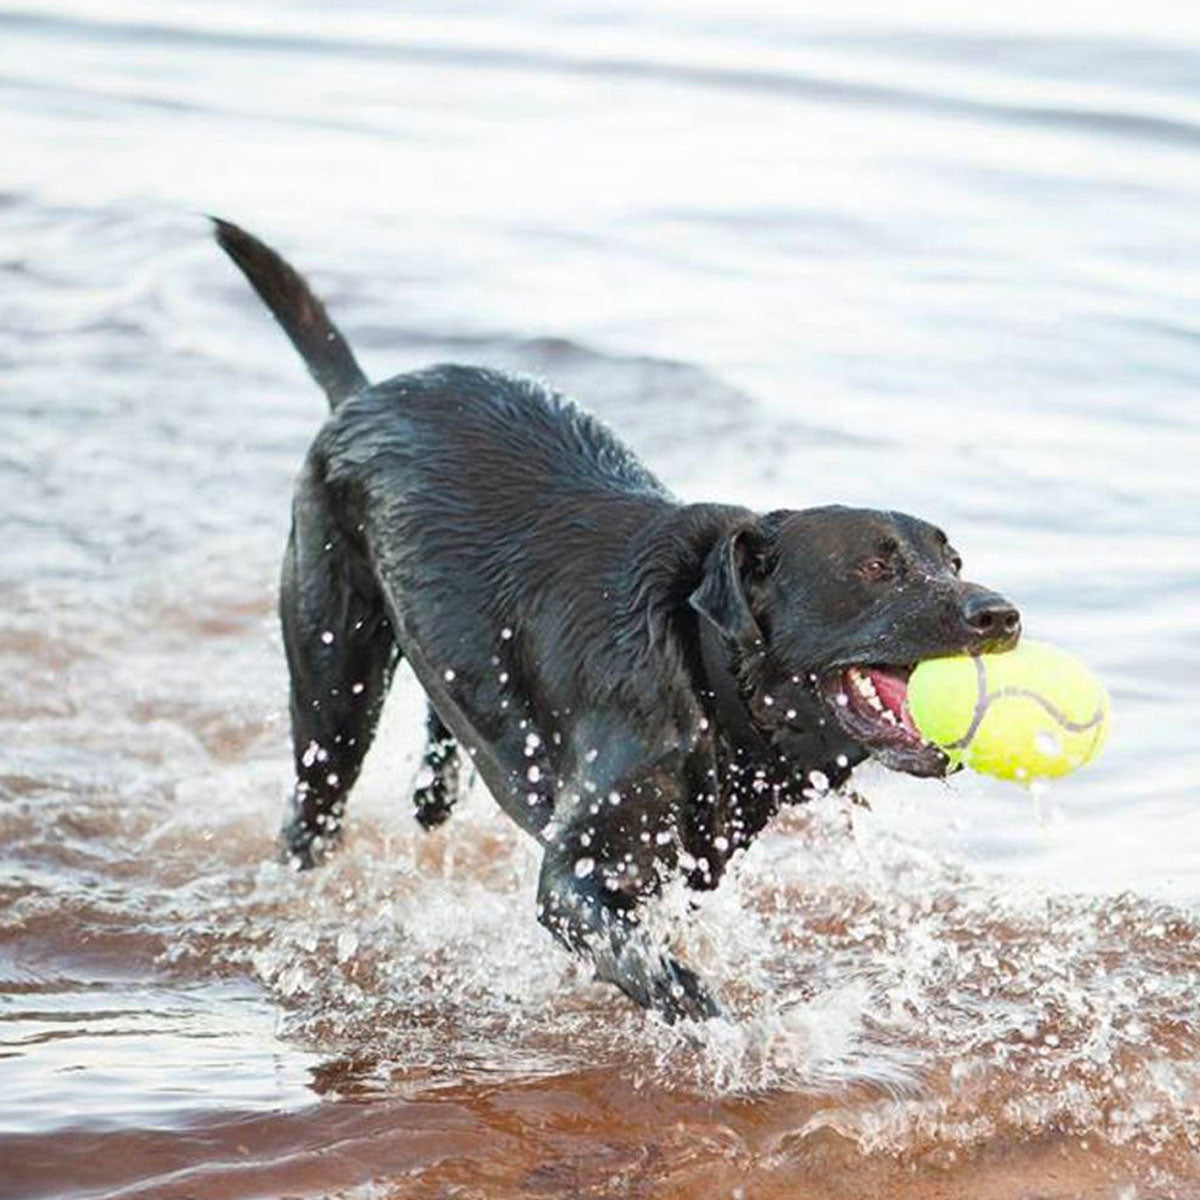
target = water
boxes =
[2,1,1200,1196]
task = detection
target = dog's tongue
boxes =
[866,667,908,717]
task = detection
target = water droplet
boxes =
[336,930,358,962]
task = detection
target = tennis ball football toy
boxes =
[906,640,1109,782]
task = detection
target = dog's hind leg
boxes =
[413,705,461,830]
[279,462,399,868]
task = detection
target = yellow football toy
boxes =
[906,640,1110,782]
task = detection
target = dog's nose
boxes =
[963,591,1021,647]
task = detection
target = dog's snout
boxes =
[963,591,1021,648]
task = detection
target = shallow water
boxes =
[3,1,1200,1197]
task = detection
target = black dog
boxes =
[214,220,1020,1022]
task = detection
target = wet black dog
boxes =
[215,220,1020,1021]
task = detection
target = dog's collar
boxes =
[696,617,778,763]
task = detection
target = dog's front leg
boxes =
[536,843,720,1023]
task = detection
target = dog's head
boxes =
[690,505,1020,779]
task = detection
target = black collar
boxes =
[696,617,777,763]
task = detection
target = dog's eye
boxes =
[860,558,894,582]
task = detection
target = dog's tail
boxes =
[211,218,369,409]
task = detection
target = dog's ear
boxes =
[689,525,769,649]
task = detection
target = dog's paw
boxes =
[278,817,341,870]
[649,955,722,1024]
[412,747,462,831]
[596,937,722,1023]
[413,782,455,830]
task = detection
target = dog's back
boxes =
[318,361,673,550]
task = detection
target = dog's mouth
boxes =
[819,664,948,777]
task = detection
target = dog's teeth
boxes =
[868,695,884,712]
[850,668,879,703]
[881,711,897,725]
